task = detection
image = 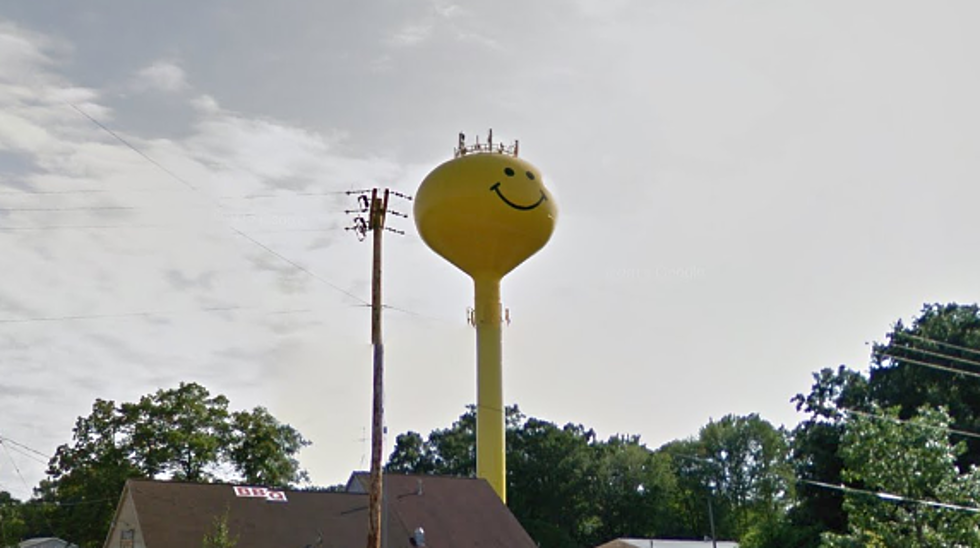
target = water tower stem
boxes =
[474,276,506,502]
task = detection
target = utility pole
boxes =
[346,188,408,548]
[707,490,718,548]
[367,188,387,548]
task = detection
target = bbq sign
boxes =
[233,485,288,502]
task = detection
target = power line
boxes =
[0,189,106,195]
[382,304,455,324]
[0,440,35,497]
[802,479,980,514]
[0,436,51,461]
[877,352,980,380]
[885,345,980,371]
[843,408,980,442]
[66,102,197,191]
[894,333,980,359]
[1,439,66,542]
[0,206,136,212]
[66,102,371,306]
[219,191,352,199]
[0,306,313,325]
[0,444,48,467]
[0,224,172,232]
[232,229,367,305]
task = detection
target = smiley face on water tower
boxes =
[414,153,558,280]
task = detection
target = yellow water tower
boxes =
[414,131,557,501]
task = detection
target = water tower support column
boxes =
[474,276,506,502]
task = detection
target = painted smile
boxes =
[490,182,547,211]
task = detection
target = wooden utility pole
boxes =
[367,188,389,548]
[346,187,408,548]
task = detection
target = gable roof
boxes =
[119,474,535,548]
[381,474,537,548]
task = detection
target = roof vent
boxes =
[410,527,426,547]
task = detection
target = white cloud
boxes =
[191,94,220,114]
[0,21,59,78]
[389,22,435,47]
[0,17,404,499]
[132,60,188,93]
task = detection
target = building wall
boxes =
[102,491,146,548]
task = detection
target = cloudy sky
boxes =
[2,1,979,499]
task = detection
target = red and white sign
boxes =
[233,486,288,502]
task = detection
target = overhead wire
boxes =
[842,408,980,442]
[802,479,980,514]
[0,436,51,462]
[0,206,136,212]
[882,344,980,371]
[893,333,980,359]
[66,103,197,191]
[877,352,980,380]
[65,101,370,307]
[0,306,314,325]
[0,440,36,498]
[0,445,48,467]
[0,439,68,541]
[0,224,172,232]
[62,102,462,319]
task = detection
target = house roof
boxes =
[381,474,536,548]
[596,539,739,548]
[18,539,78,548]
[123,474,536,548]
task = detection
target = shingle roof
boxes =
[383,474,537,548]
[125,474,535,548]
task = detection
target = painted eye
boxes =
[526,171,535,180]
[504,168,515,177]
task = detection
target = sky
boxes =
[1,0,979,500]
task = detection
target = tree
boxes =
[784,303,980,548]
[821,405,980,547]
[228,407,309,487]
[387,406,786,548]
[591,436,678,543]
[659,415,794,544]
[0,491,28,546]
[43,382,310,548]
[118,383,231,481]
[202,509,238,548]
[507,418,601,547]
[869,303,980,470]
[787,366,871,548]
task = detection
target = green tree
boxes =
[202,509,238,548]
[821,405,980,547]
[229,407,309,487]
[386,431,436,475]
[659,414,793,544]
[0,491,28,546]
[786,366,870,548]
[869,303,980,470]
[785,304,980,548]
[507,418,601,547]
[387,406,779,548]
[119,383,231,481]
[43,382,309,548]
[387,407,605,548]
[591,436,678,543]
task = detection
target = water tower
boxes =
[414,131,557,501]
